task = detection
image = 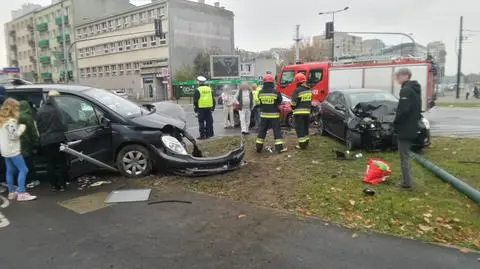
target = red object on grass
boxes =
[363,159,392,185]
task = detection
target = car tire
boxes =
[345,129,360,151]
[287,113,295,128]
[116,144,152,178]
[317,117,326,136]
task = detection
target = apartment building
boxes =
[313,33,363,58]
[75,0,234,101]
[4,12,37,81]
[362,39,386,56]
[4,0,133,83]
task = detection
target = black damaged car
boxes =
[5,83,245,179]
[317,89,431,151]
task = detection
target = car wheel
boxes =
[317,117,326,136]
[116,145,152,178]
[345,129,360,151]
[287,113,295,128]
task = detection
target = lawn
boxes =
[141,134,480,250]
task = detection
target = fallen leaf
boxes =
[423,213,432,218]
[276,167,282,171]
[436,217,445,223]
[400,225,406,231]
[324,223,329,226]
[306,195,312,200]
[418,224,434,232]
[434,237,448,244]
[306,211,313,216]
[424,217,431,224]
[459,248,471,254]
[297,208,306,214]
[338,211,346,216]
[453,218,461,223]
[466,204,471,208]
[237,214,247,219]
[440,224,453,230]
[352,233,359,238]
[312,160,319,164]
[408,198,420,202]
[349,200,356,206]
[355,215,363,220]
[424,193,430,196]
[473,239,480,249]
[363,224,375,229]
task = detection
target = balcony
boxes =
[56,52,71,61]
[10,44,17,51]
[39,56,51,65]
[55,16,69,25]
[9,30,16,38]
[41,72,52,80]
[29,56,37,63]
[57,33,71,43]
[38,39,50,48]
[36,22,48,32]
[28,39,35,48]
[27,24,34,33]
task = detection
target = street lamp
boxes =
[318,6,349,61]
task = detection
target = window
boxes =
[55,96,100,131]
[88,26,94,35]
[80,68,85,74]
[157,7,165,16]
[125,40,131,50]
[126,63,132,70]
[326,92,340,105]
[150,36,157,46]
[124,16,130,26]
[92,67,97,73]
[307,69,323,87]
[140,12,147,21]
[96,24,101,33]
[86,67,91,74]
[98,66,103,73]
[132,14,138,23]
[104,44,109,53]
[83,88,146,118]
[148,10,155,19]
[133,62,140,70]
[141,37,148,48]
[116,18,123,28]
[108,20,113,29]
[79,48,84,57]
[117,41,123,52]
[110,43,116,52]
[133,39,139,49]
[77,29,83,38]
[111,65,116,71]
[119,64,124,71]
[280,70,295,86]
[102,22,107,31]
[105,65,110,71]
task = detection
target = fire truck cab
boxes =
[277,58,437,111]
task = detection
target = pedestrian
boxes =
[251,83,261,129]
[36,90,69,191]
[394,68,422,191]
[221,85,235,128]
[0,98,37,201]
[237,82,254,135]
[0,86,6,194]
[193,76,215,140]
[19,100,40,189]
[291,73,313,149]
[255,74,286,153]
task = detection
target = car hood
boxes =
[352,101,398,122]
[130,102,187,130]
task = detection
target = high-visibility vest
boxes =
[253,88,261,104]
[197,86,213,108]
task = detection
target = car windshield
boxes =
[348,92,398,108]
[84,88,147,118]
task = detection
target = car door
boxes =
[322,92,339,135]
[52,94,113,178]
[333,93,348,139]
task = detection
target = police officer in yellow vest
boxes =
[193,76,216,140]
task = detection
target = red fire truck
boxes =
[276,58,437,111]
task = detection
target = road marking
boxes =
[0,195,10,209]
[0,195,11,228]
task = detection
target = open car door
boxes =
[53,95,114,178]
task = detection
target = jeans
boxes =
[5,155,29,193]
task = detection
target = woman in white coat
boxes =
[221,85,235,128]
[236,82,254,134]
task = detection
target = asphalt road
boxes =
[0,185,478,269]
[184,105,480,139]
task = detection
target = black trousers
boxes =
[198,108,214,139]
[294,114,310,149]
[43,143,69,189]
[256,118,284,152]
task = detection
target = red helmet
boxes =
[263,74,275,83]
[294,73,307,84]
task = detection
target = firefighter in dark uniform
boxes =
[193,76,216,140]
[255,74,285,153]
[291,73,313,149]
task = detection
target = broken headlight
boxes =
[161,135,188,155]
[421,118,430,130]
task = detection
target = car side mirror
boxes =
[334,104,346,112]
[100,117,111,128]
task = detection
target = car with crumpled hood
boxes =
[4,83,245,178]
[318,89,431,151]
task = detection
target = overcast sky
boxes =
[1,0,479,75]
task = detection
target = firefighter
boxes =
[193,76,216,140]
[255,74,285,153]
[291,73,312,149]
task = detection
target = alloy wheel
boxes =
[122,150,148,176]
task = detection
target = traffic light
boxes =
[154,19,163,38]
[325,21,334,39]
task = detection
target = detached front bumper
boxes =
[156,144,246,177]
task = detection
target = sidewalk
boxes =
[0,184,478,269]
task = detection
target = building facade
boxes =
[427,41,446,78]
[362,39,386,56]
[75,0,234,101]
[312,33,363,58]
[382,43,428,58]
[11,3,42,20]
[4,0,133,83]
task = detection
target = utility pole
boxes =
[61,1,69,84]
[294,25,301,64]
[456,16,463,99]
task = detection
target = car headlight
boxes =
[161,136,188,155]
[421,118,430,130]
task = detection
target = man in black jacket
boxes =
[37,90,69,191]
[394,68,422,191]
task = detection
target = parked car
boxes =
[4,84,245,178]
[318,89,431,151]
